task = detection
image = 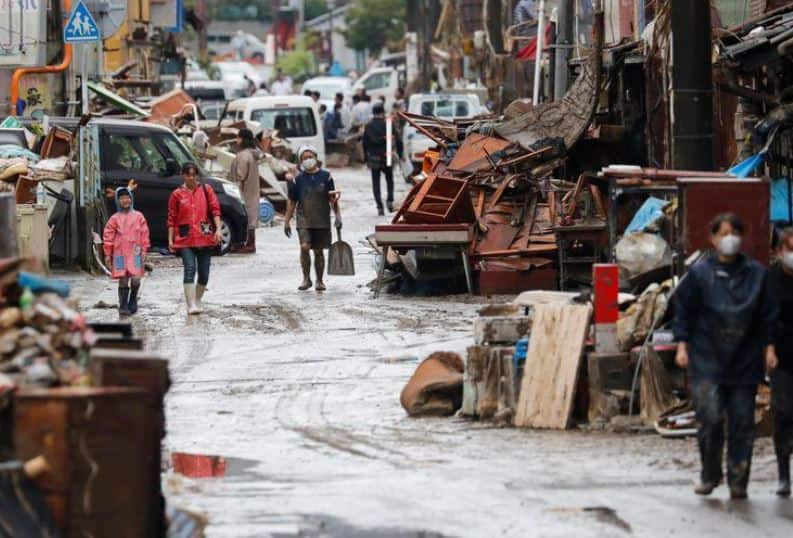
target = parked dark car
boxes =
[96,119,247,254]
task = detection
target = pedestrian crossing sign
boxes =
[64,0,101,43]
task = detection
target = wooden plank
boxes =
[514,303,592,429]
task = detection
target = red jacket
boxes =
[168,184,221,249]
[103,209,150,278]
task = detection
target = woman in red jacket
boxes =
[168,162,222,314]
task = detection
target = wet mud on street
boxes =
[68,168,792,537]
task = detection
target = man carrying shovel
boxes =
[284,146,342,291]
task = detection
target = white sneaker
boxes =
[184,284,201,315]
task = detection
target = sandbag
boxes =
[400,352,464,417]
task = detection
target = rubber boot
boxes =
[778,456,791,497]
[314,250,326,292]
[195,284,206,312]
[118,287,131,316]
[128,281,140,314]
[298,250,312,290]
[184,284,200,315]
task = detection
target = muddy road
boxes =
[71,167,791,537]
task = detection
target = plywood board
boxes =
[514,302,592,429]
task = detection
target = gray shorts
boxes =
[297,228,332,249]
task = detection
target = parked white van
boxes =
[223,96,325,162]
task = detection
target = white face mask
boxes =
[302,158,317,171]
[783,252,793,270]
[717,234,742,256]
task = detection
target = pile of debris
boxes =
[372,16,604,295]
[0,258,94,389]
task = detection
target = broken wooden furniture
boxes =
[554,223,606,290]
[13,387,157,537]
[403,174,476,224]
[373,223,475,297]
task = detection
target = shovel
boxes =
[328,228,355,276]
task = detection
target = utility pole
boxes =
[196,0,208,62]
[554,0,574,100]
[328,0,335,65]
[671,0,714,170]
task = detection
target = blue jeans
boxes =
[692,380,757,489]
[180,248,211,286]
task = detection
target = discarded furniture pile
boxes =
[371,116,606,296]
[0,253,176,535]
[400,164,775,435]
[371,18,604,296]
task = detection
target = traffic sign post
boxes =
[64,1,101,116]
[64,1,101,43]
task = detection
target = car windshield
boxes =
[250,107,317,138]
[101,130,200,175]
[418,99,470,118]
[217,63,249,77]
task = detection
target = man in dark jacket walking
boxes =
[674,213,778,499]
[769,227,793,497]
[363,103,399,216]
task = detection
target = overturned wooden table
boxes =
[373,223,475,297]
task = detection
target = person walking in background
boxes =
[103,186,150,316]
[363,103,397,216]
[271,69,292,96]
[168,163,222,314]
[351,94,371,130]
[228,128,260,253]
[674,213,777,499]
[284,146,342,292]
[322,103,342,141]
[770,228,793,497]
[335,92,351,129]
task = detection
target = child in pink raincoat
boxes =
[103,187,150,316]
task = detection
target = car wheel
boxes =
[218,217,233,256]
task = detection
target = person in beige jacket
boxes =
[229,128,261,253]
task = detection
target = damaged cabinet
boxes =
[13,387,157,538]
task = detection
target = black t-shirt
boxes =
[288,169,335,229]
[770,264,793,374]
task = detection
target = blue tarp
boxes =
[772,177,793,223]
[625,197,670,234]
[728,153,765,178]
[0,144,39,162]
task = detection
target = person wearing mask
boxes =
[228,128,260,253]
[674,213,777,499]
[271,70,292,96]
[168,163,222,314]
[102,187,150,316]
[769,228,793,497]
[284,146,342,291]
[363,103,397,216]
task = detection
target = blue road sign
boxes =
[64,1,101,43]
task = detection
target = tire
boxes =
[217,217,234,256]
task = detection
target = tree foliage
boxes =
[343,0,405,53]
[304,0,329,21]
